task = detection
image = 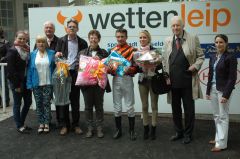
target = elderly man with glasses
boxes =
[55,19,88,135]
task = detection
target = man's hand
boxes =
[220,97,228,103]
[55,52,63,58]
[188,65,197,72]
[93,56,100,60]
[15,88,21,93]
[206,95,211,100]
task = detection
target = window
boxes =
[23,2,40,29]
[23,3,40,18]
[0,0,14,42]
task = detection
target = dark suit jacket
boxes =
[56,34,88,58]
[56,34,88,71]
[206,51,238,99]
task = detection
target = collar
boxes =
[116,43,128,48]
[68,35,77,41]
[47,36,54,42]
[174,30,186,41]
[89,45,100,52]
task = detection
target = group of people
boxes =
[1,15,237,152]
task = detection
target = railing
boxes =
[0,63,7,113]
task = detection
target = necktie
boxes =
[47,39,51,47]
[176,38,180,50]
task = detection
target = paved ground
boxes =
[0,110,239,159]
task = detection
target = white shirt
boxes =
[35,51,50,86]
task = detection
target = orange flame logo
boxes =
[57,10,83,32]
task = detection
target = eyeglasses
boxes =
[116,35,126,38]
[67,26,77,29]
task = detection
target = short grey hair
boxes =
[43,21,55,29]
[171,16,184,28]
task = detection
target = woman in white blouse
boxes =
[27,35,55,134]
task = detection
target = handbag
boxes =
[151,67,171,95]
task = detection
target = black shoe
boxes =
[129,131,137,141]
[24,126,33,131]
[143,125,149,140]
[170,133,183,141]
[17,127,30,134]
[150,126,156,140]
[128,117,137,141]
[182,136,192,144]
[113,129,122,139]
[113,117,122,139]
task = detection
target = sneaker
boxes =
[86,127,93,138]
[97,126,104,138]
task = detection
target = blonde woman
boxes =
[27,35,55,134]
[137,30,159,140]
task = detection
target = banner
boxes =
[29,0,240,114]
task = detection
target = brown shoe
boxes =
[211,147,226,152]
[60,127,68,136]
[74,127,83,135]
[86,126,93,138]
[209,140,216,144]
[97,126,104,138]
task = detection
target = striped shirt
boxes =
[111,43,137,76]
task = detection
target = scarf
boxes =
[140,45,150,52]
[14,41,29,61]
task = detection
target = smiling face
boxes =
[171,17,184,37]
[89,34,100,49]
[15,33,26,45]
[116,32,127,46]
[139,32,150,47]
[215,37,227,54]
[36,39,47,52]
[44,23,55,38]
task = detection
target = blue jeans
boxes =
[10,82,32,128]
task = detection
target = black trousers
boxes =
[57,105,70,128]
[69,70,80,128]
[81,85,104,127]
[171,88,195,137]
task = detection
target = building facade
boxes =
[0,0,86,42]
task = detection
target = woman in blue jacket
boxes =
[206,34,237,152]
[27,35,55,134]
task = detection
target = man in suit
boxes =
[162,16,204,144]
[43,21,59,51]
[55,18,88,135]
[34,21,59,51]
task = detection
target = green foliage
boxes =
[103,0,169,4]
